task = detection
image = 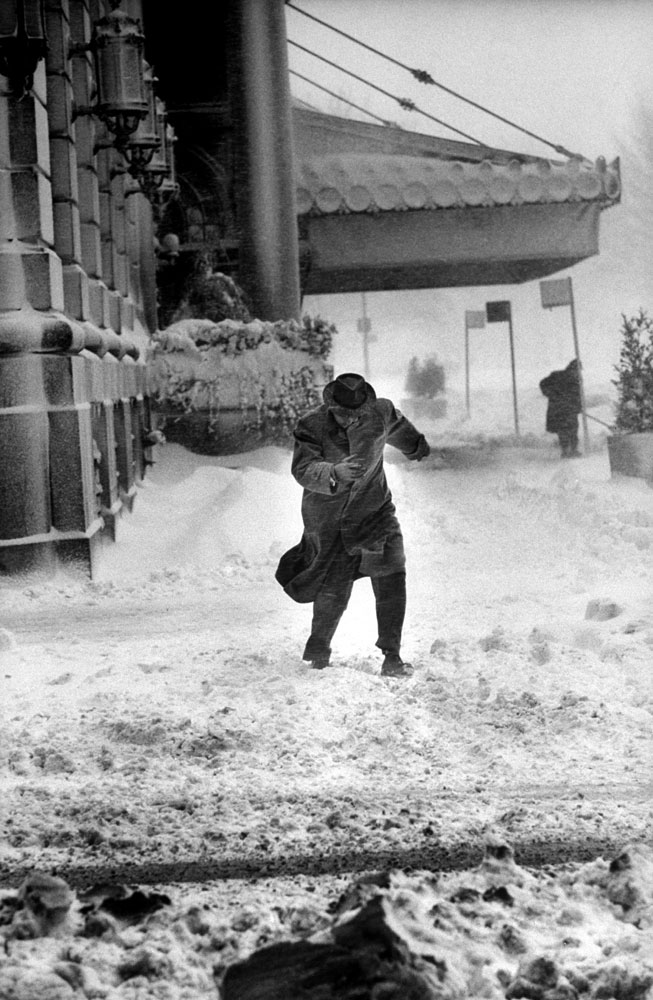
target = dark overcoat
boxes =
[275,380,428,603]
[539,368,581,433]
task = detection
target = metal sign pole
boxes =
[464,310,486,417]
[361,292,370,379]
[464,319,470,416]
[568,281,590,453]
[507,312,520,438]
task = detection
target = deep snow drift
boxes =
[1,382,652,997]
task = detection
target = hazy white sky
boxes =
[286,0,653,391]
[286,0,652,160]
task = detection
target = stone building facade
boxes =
[0,0,161,575]
[1,0,305,577]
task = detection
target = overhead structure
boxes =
[142,1,621,317]
[293,110,620,295]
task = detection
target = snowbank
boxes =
[1,380,652,997]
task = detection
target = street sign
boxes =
[483,300,519,435]
[465,310,486,329]
[540,277,572,309]
[357,317,371,333]
[486,300,511,323]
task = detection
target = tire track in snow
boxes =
[0,834,623,890]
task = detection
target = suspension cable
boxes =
[286,1,580,158]
[290,69,401,128]
[289,40,485,146]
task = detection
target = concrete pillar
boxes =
[0,325,107,575]
[125,178,139,311]
[226,0,301,321]
[88,354,122,537]
[50,0,87,321]
[114,388,137,509]
[136,196,158,332]
[0,56,56,571]
[0,357,52,550]
[42,352,103,538]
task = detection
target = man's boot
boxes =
[381,652,413,677]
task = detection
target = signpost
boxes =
[464,310,486,416]
[357,292,377,379]
[539,276,589,453]
[486,300,520,437]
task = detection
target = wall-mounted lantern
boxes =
[123,96,179,217]
[151,175,180,220]
[122,63,160,175]
[73,1,147,150]
[0,0,47,99]
[90,2,148,148]
[136,99,172,199]
[149,122,180,218]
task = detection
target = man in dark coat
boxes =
[276,373,430,677]
[539,359,582,458]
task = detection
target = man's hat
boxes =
[332,372,368,409]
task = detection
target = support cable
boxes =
[290,69,401,128]
[289,40,485,145]
[286,0,581,158]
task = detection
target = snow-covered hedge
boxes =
[154,314,336,360]
[149,316,336,450]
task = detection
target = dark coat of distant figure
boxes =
[275,373,429,676]
[539,359,582,457]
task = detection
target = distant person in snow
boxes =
[275,372,430,677]
[539,359,582,458]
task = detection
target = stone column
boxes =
[69,0,111,331]
[0,52,59,572]
[226,0,300,321]
[135,195,158,333]
[45,0,118,568]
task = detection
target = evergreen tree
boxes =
[613,310,653,432]
[420,356,445,398]
[405,355,444,398]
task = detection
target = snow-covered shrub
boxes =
[404,355,445,399]
[613,310,653,433]
[154,314,336,361]
[149,314,337,451]
[170,259,253,325]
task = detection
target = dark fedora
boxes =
[332,372,368,409]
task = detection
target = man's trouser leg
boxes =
[558,429,571,456]
[372,571,406,655]
[569,420,580,454]
[303,560,356,662]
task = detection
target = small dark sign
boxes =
[486,300,511,323]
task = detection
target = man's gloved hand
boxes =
[414,437,431,461]
[333,456,366,483]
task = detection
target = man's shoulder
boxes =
[295,405,327,435]
[375,398,407,425]
[374,397,395,415]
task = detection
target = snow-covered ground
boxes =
[1,382,652,997]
